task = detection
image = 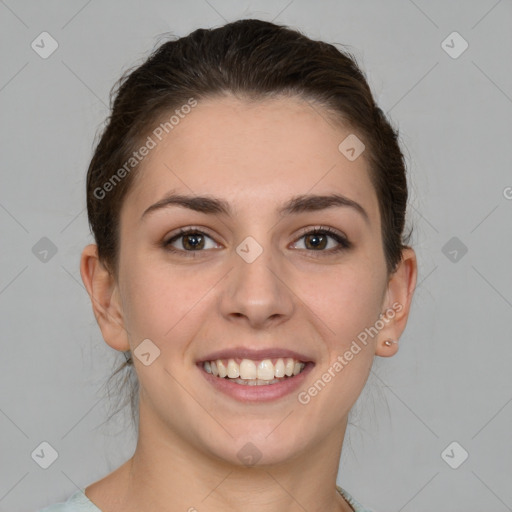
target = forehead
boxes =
[122,95,379,223]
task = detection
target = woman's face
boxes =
[106,95,406,466]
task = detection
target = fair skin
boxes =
[80,95,417,512]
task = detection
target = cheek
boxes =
[301,262,384,340]
[299,267,382,411]
[120,256,212,346]
[119,257,177,341]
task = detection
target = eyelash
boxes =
[162,226,352,258]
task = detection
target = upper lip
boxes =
[197,346,315,363]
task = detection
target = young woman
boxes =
[39,18,417,512]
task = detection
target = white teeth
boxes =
[232,377,282,386]
[285,358,295,376]
[203,357,306,383]
[274,359,285,378]
[257,359,274,380]
[227,359,239,378]
[240,359,257,379]
[217,360,227,378]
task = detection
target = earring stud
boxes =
[383,339,398,347]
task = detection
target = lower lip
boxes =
[197,362,315,403]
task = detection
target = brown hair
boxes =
[87,19,413,426]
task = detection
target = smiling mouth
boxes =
[199,357,312,386]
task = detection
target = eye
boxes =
[291,226,352,256]
[163,228,220,255]
[162,225,352,257]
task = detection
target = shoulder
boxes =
[337,485,377,512]
[37,491,102,512]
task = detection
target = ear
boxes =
[375,247,417,357]
[79,244,130,352]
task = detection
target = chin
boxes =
[209,429,309,469]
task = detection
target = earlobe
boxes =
[375,247,418,357]
[79,244,130,352]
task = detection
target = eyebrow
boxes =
[140,191,370,225]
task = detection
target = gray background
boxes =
[1,1,511,511]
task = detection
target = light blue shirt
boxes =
[37,486,375,511]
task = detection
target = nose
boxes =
[219,240,295,329]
